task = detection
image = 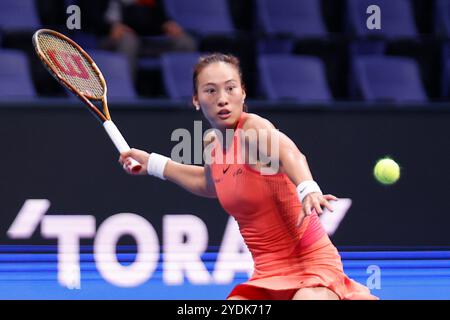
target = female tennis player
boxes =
[119,53,377,300]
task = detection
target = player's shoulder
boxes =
[242,112,276,131]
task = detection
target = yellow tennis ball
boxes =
[374,158,400,185]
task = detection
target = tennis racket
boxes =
[32,29,141,173]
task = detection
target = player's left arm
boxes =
[242,114,337,216]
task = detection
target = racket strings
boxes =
[37,33,104,99]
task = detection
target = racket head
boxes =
[32,29,109,120]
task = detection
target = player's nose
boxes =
[217,90,228,106]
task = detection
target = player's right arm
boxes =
[118,135,217,199]
[163,160,216,198]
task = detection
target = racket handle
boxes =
[124,157,142,174]
[103,120,142,173]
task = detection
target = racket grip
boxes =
[124,157,142,174]
[103,120,142,173]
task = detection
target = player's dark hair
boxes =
[193,53,247,112]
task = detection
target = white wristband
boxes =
[296,180,322,202]
[147,153,170,180]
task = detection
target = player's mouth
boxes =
[217,109,231,119]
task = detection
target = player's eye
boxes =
[204,88,215,94]
[226,86,235,92]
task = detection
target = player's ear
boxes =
[192,95,200,111]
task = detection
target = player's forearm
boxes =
[163,161,214,198]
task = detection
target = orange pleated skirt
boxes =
[227,234,379,300]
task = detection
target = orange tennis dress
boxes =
[210,112,377,300]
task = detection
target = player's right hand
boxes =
[119,148,150,175]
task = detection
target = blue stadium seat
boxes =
[160,52,201,100]
[349,40,386,57]
[435,0,450,37]
[441,42,450,98]
[444,58,450,98]
[258,54,332,102]
[71,32,98,50]
[256,0,327,39]
[164,0,234,36]
[0,49,36,99]
[257,38,295,55]
[353,56,427,102]
[347,0,417,39]
[87,50,137,100]
[348,40,386,97]
[0,0,41,31]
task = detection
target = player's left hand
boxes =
[302,193,338,217]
